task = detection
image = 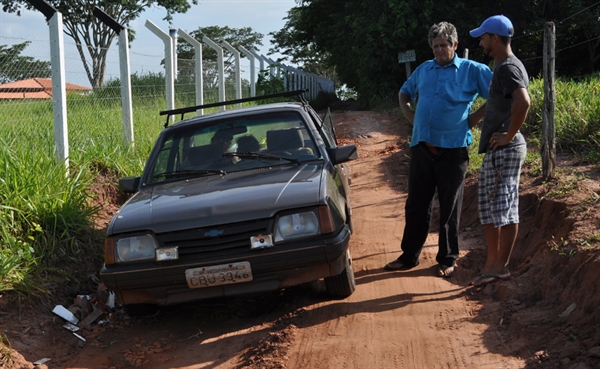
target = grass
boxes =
[2,72,600,297]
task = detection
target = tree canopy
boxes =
[0,42,52,84]
[272,0,600,104]
[0,0,197,88]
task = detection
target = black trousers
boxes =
[398,143,469,267]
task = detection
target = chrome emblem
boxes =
[204,229,224,237]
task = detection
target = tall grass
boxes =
[525,75,600,160]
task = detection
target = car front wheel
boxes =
[324,249,356,297]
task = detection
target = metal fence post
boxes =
[221,40,242,106]
[178,29,204,115]
[145,20,175,123]
[29,0,69,169]
[238,45,256,97]
[93,6,134,147]
[202,36,226,110]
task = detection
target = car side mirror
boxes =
[119,177,141,193]
[327,145,358,165]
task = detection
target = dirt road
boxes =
[5,108,600,369]
[1,109,518,369]
[9,101,600,369]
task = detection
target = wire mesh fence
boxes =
[0,22,259,165]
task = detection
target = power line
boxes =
[556,34,600,53]
[513,1,600,41]
[557,0,600,24]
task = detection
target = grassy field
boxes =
[1,73,600,296]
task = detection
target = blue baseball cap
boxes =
[470,15,514,37]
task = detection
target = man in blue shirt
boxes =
[384,21,492,278]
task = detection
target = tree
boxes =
[0,0,197,88]
[274,0,600,105]
[268,7,333,78]
[176,25,263,90]
[0,42,52,83]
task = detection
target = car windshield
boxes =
[146,111,319,184]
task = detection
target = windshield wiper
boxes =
[153,169,226,180]
[224,152,301,164]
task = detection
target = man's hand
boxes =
[489,132,509,150]
[399,92,415,124]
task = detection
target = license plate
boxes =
[185,261,253,289]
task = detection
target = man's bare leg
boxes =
[481,223,500,274]
[494,223,518,275]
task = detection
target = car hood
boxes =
[109,163,323,235]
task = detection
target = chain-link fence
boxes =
[1,21,264,156]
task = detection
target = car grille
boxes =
[156,219,272,258]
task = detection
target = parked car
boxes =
[100,90,358,316]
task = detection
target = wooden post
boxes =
[542,22,556,180]
[405,62,412,79]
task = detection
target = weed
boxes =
[574,232,600,249]
[0,334,13,368]
[548,236,577,258]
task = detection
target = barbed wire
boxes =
[513,1,600,42]
[557,0,600,25]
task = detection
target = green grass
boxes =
[526,74,600,162]
[2,72,600,297]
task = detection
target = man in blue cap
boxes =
[384,21,492,278]
[468,15,531,287]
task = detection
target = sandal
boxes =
[438,264,455,278]
[471,272,511,287]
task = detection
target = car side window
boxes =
[321,108,338,148]
[308,107,337,149]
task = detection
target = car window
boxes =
[307,107,337,149]
[146,111,320,184]
[321,108,338,148]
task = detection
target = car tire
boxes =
[346,208,354,234]
[123,303,160,317]
[324,249,356,297]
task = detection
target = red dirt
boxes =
[1,108,600,369]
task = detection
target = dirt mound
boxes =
[458,159,600,368]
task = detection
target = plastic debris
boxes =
[63,323,80,332]
[52,305,79,325]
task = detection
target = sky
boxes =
[0,0,296,87]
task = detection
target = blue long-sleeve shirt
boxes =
[400,56,492,148]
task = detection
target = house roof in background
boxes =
[0,78,92,99]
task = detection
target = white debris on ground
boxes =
[51,279,115,343]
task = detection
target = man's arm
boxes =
[399,92,415,124]
[468,103,486,128]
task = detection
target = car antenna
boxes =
[160,89,309,128]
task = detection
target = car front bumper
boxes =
[100,225,351,306]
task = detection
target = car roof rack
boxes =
[159,89,309,128]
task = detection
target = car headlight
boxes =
[275,211,319,242]
[106,234,158,263]
[273,206,336,242]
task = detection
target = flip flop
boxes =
[438,264,455,278]
[471,272,511,287]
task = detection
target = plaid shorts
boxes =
[478,145,526,227]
